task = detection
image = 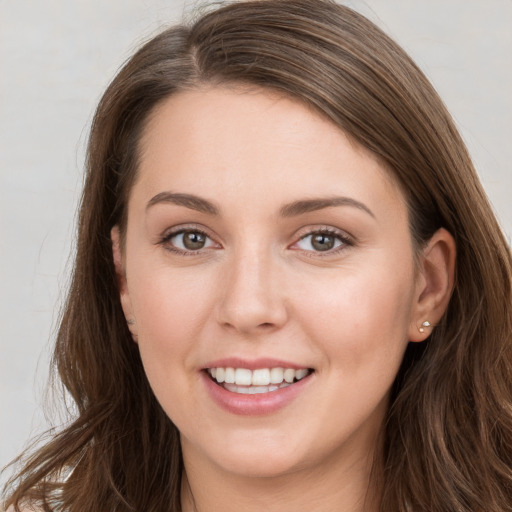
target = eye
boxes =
[294,230,349,253]
[166,229,217,252]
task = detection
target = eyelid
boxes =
[157,223,222,254]
[289,225,355,254]
[156,223,354,256]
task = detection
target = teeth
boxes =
[283,368,295,383]
[224,367,235,384]
[252,368,270,385]
[269,367,284,384]
[223,382,292,394]
[295,368,309,380]
[216,367,225,383]
[235,368,252,385]
[208,366,311,388]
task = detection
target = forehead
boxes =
[134,85,406,218]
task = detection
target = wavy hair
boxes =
[4,1,512,510]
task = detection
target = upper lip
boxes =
[202,357,311,371]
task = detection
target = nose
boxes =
[216,248,288,335]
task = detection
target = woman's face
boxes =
[114,86,424,478]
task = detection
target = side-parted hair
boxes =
[4,1,512,510]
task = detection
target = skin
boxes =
[112,86,455,512]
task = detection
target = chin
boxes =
[215,452,303,479]
[200,433,314,478]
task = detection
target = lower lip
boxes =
[201,371,313,416]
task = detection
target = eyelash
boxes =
[158,226,217,256]
[292,227,354,257]
[157,226,354,256]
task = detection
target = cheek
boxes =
[127,264,217,395]
[130,261,212,336]
[295,261,415,370]
[127,269,212,427]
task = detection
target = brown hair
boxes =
[4,1,512,510]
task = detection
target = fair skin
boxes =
[112,86,455,512]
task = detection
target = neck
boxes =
[180,441,382,512]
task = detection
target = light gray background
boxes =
[1,0,511,483]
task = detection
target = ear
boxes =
[408,228,456,342]
[111,226,138,342]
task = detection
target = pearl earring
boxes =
[419,320,431,333]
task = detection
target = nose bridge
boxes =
[217,241,287,333]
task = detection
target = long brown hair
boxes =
[4,1,512,510]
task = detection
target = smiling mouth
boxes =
[206,367,314,394]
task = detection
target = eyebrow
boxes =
[280,197,375,218]
[146,192,219,215]
[146,192,374,218]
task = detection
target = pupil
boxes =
[312,233,334,251]
[183,231,206,250]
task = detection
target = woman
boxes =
[3,0,512,510]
